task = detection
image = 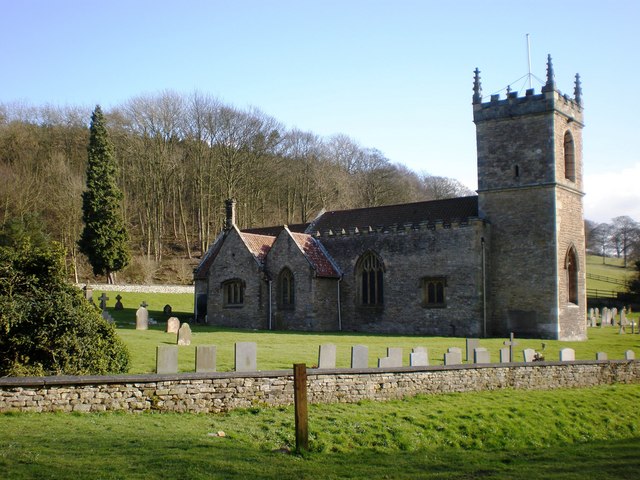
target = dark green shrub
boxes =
[0,243,130,376]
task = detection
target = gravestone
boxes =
[444,348,462,366]
[318,344,337,369]
[351,345,369,368]
[523,348,536,363]
[83,285,93,303]
[135,302,149,330]
[101,310,114,324]
[596,352,608,361]
[410,347,429,367]
[466,338,480,362]
[98,293,109,310]
[503,333,518,363]
[114,294,124,311]
[559,348,575,361]
[195,345,217,373]
[624,350,635,360]
[156,345,178,374]
[177,323,192,346]
[378,347,402,368]
[474,347,490,364]
[166,317,180,334]
[499,347,510,363]
[235,342,257,372]
[163,304,172,316]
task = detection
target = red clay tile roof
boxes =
[289,231,341,278]
[308,196,478,233]
[239,232,276,263]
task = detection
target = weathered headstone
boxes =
[444,347,462,366]
[559,348,575,361]
[596,352,608,361]
[101,310,114,324]
[135,302,149,330]
[624,350,635,360]
[466,338,480,362]
[474,347,490,364]
[523,348,536,363]
[83,285,93,303]
[114,294,124,311]
[503,333,518,362]
[163,304,172,316]
[410,347,429,367]
[195,345,217,373]
[235,342,257,372]
[177,323,192,346]
[378,347,402,368]
[156,345,178,374]
[99,293,109,310]
[318,344,337,369]
[351,345,369,368]
[166,316,180,334]
[499,347,510,363]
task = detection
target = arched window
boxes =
[278,268,294,309]
[222,279,244,307]
[565,247,578,304]
[422,277,447,307]
[564,131,575,181]
[356,251,384,306]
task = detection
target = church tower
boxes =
[473,56,586,340]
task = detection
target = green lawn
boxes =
[587,254,635,293]
[1,384,639,479]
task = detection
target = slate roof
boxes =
[242,223,309,237]
[289,231,341,278]
[308,196,479,233]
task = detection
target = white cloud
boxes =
[583,162,640,223]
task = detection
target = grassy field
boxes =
[1,384,639,479]
[586,254,635,293]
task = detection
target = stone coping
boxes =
[1,359,634,388]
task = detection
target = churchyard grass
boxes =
[1,384,638,479]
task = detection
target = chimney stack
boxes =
[224,198,236,230]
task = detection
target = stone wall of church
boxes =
[320,220,489,336]
[206,229,268,329]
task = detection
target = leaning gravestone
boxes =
[523,348,536,363]
[351,344,369,368]
[318,344,337,369]
[235,342,257,372]
[410,347,429,366]
[378,347,402,368]
[444,347,462,366]
[177,323,192,346]
[156,345,178,374]
[166,317,180,334]
[466,338,480,362]
[474,347,490,364]
[195,345,217,373]
[559,348,575,361]
[136,302,149,330]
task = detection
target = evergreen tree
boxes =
[79,105,129,284]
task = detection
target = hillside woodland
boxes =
[0,94,637,284]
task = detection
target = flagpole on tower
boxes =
[526,33,533,90]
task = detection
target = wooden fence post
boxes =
[293,363,308,452]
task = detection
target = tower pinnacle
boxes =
[472,68,482,104]
[574,73,583,106]
[542,54,556,93]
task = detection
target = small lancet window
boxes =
[278,268,295,309]
[564,131,576,181]
[514,165,520,178]
[422,277,447,307]
[222,279,244,307]
[565,247,578,304]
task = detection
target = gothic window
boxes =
[565,247,578,304]
[422,277,447,307]
[564,131,576,182]
[222,279,244,307]
[278,268,295,309]
[356,251,384,306]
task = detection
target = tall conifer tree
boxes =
[79,105,129,283]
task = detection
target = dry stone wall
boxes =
[1,361,638,414]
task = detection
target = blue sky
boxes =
[2,0,639,223]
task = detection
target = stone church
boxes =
[194,57,587,341]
